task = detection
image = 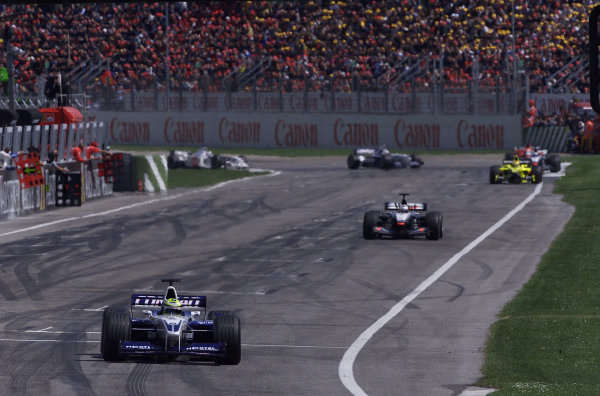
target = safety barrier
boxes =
[522,126,569,153]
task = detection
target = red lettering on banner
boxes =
[333,119,378,146]
[335,96,354,111]
[135,95,157,111]
[163,117,204,144]
[393,119,440,149]
[258,94,280,111]
[218,117,261,144]
[289,94,303,111]
[230,96,253,111]
[456,120,504,148]
[110,117,150,143]
[274,120,318,147]
[363,96,386,112]
[161,96,188,111]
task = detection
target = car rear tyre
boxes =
[532,165,543,183]
[214,314,241,365]
[548,154,561,172]
[382,153,394,169]
[347,154,360,169]
[102,307,131,361]
[426,211,443,240]
[363,211,380,239]
[489,165,501,184]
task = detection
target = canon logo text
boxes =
[393,119,440,148]
[110,118,150,143]
[218,118,261,144]
[163,117,204,144]
[457,120,504,148]
[274,120,318,147]
[333,119,378,146]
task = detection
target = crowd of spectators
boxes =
[0,1,594,96]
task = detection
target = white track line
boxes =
[0,170,279,239]
[339,182,544,396]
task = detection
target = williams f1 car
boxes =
[490,155,543,184]
[363,193,443,240]
[167,147,249,170]
[101,279,241,364]
[347,145,423,169]
[504,144,560,173]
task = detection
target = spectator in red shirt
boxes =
[86,142,109,160]
[72,143,87,163]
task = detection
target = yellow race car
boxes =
[489,155,543,184]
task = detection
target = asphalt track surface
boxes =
[0,154,572,396]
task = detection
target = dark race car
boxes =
[101,279,241,364]
[362,193,443,240]
[347,145,423,169]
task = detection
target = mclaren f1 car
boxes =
[101,279,241,364]
[363,193,443,240]
[347,145,423,169]
[490,155,543,184]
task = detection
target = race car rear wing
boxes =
[131,294,207,310]
[407,203,426,211]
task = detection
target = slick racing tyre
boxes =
[363,210,381,239]
[382,153,394,169]
[532,165,543,183]
[102,307,132,361]
[211,154,225,169]
[207,310,234,320]
[489,165,501,184]
[214,314,241,365]
[347,154,360,169]
[548,154,561,172]
[426,211,443,240]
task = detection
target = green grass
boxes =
[167,168,268,189]
[478,156,600,395]
[113,145,505,157]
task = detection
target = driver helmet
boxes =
[161,297,183,316]
[512,155,520,167]
[399,204,409,213]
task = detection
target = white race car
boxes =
[167,147,249,170]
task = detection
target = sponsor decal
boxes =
[218,117,261,144]
[274,120,318,147]
[109,118,151,143]
[163,117,205,144]
[230,95,253,111]
[334,95,354,111]
[161,96,188,111]
[393,119,440,149]
[362,95,386,112]
[135,95,158,111]
[186,345,219,351]
[456,120,504,149]
[257,93,281,111]
[333,118,378,146]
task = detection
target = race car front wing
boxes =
[120,341,226,357]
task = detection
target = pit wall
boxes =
[91,111,522,151]
[0,159,113,219]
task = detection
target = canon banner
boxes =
[93,111,521,150]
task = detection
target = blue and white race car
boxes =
[347,145,423,170]
[101,279,241,364]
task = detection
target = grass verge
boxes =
[477,156,600,394]
[167,168,268,189]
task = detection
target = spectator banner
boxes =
[15,151,44,189]
[93,110,522,150]
[523,126,569,153]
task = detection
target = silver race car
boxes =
[101,279,241,364]
[167,147,249,170]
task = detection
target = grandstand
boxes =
[0,1,592,115]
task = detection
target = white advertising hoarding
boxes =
[91,111,521,151]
